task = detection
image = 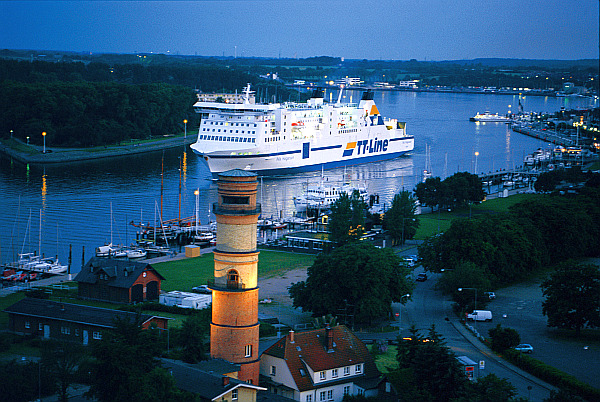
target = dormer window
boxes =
[319,371,326,380]
[355,364,362,374]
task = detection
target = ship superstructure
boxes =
[191,85,414,175]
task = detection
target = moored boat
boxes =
[470,111,511,123]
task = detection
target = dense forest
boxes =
[1,52,597,147]
[0,58,296,147]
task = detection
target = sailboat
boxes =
[422,144,433,182]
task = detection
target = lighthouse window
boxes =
[244,344,252,357]
[222,196,249,205]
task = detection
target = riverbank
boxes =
[0,135,197,165]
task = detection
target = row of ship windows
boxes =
[206,121,258,128]
[202,128,257,135]
[199,134,256,143]
[266,137,281,142]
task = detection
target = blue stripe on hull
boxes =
[206,150,411,178]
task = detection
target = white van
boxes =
[466,310,492,321]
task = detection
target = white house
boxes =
[259,325,394,401]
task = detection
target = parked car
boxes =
[484,291,496,300]
[192,285,211,294]
[514,344,533,354]
[416,273,427,282]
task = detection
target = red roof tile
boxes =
[262,325,380,392]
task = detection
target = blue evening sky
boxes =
[1,0,598,60]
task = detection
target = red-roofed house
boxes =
[259,325,395,401]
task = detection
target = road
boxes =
[396,267,555,401]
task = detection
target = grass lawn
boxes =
[414,193,544,239]
[367,344,399,373]
[152,250,316,292]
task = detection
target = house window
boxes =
[25,321,30,329]
[332,368,338,378]
[306,395,312,402]
[270,365,276,376]
[232,389,238,400]
[327,390,333,400]
[244,344,252,357]
[343,386,350,395]
[38,323,43,331]
[343,366,350,376]
[319,371,326,380]
[61,326,71,335]
[319,391,326,401]
[93,331,102,340]
[355,364,362,374]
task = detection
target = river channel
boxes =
[0,91,595,273]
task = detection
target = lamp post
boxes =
[26,136,30,145]
[183,119,188,139]
[458,287,477,324]
[474,151,479,174]
[10,129,13,139]
[194,188,199,236]
[42,131,47,153]
[398,293,410,332]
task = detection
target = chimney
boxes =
[326,325,334,352]
[222,376,229,386]
[289,329,295,343]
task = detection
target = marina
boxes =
[0,90,596,275]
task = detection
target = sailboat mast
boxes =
[38,209,42,257]
[160,151,164,222]
[178,156,182,223]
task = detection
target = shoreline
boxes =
[0,135,197,165]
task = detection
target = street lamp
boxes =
[10,129,13,139]
[458,287,477,322]
[474,151,479,174]
[395,293,411,334]
[26,136,30,145]
[183,119,188,139]
[194,188,200,235]
[42,131,47,153]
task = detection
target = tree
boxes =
[414,176,442,210]
[487,324,521,352]
[541,261,600,336]
[383,190,419,245]
[176,308,211,363]
[86,313,184,402]
[289,242,413,324]
[394,325,469,401]
[458,374,519,402]
[327,191,369,246]
[435,261,492,311]
[41,340,86,402]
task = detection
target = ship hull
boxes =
[193,136,414,176]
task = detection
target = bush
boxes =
[503,349,600,401]
[487,324,520,352]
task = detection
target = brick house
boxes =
[260,325,395,401]
[75,257,165,304]
[4,297,169,345]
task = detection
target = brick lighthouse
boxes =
[210,169,261,385]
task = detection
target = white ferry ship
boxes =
[190,85,414,176]
[469,111,511,123]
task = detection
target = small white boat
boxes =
[125,248,147,260]
[96,243,125,257]
[194,232,215,244]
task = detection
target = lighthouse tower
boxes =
[210,170,261,385]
